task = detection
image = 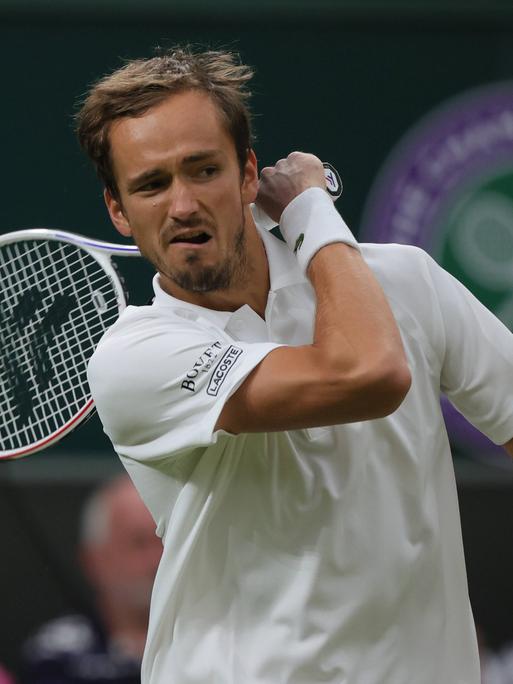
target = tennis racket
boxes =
[0,163,343,460]
[0,230,140,460]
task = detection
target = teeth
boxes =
[173,231,206,241]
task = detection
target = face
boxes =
[82,480,162,614]
[105,90,258,296]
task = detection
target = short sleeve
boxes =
[425,254,513,445]
[87,310,282,461]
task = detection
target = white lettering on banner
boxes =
[207,346,243,396]
[181,341,223,392]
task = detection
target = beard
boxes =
[161,208,248,293]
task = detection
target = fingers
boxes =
[256,152,326,223]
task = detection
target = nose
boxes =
[168,179,199,221]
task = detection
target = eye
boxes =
[139,179,166,193]
[197,165,219,179]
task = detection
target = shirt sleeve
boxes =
[425,253,513,445]
[87,310,282,461]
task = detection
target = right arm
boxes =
[216,153,411,435]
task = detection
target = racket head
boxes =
[0,229,135,460]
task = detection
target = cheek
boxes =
[126,198,166,226]
[126,209,164,246]
[215,185,244,220]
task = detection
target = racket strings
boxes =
[0,239,120,452]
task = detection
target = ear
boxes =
[104,188,132,238]
[241,148,259,205]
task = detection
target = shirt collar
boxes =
[152,274,232,329]
[258,224,308,292]
[151,220,307,328]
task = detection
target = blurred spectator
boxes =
[20,475,162,684]
[481,645,513,684]
[478,625,513,684]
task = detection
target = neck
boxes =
[160,210,270,318]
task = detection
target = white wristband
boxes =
[279,187,359,274]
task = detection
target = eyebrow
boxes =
[126,169,163,194]
[182,149,223,164]
[126,150,224,193]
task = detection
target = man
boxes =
[21,475,162,683]
[76,47,513,684]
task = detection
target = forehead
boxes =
[108,90,235,175]
[108,484,154,534]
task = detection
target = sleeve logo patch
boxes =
[181,341,222,392]
[207,346,243,396]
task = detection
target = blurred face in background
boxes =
[81,477,162,617]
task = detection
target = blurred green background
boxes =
[1,0,513,678]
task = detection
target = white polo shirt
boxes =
[88,196,513,684]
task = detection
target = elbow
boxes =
[332,355,412,421]
[372,358,412,417]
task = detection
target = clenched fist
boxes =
[256,152,326,224]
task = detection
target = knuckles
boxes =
[257,152,325,210]
[261,152,322,177]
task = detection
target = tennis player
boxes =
[77,47,513,684]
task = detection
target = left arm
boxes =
[422,251,513,449]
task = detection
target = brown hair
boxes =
[75,47,255,200]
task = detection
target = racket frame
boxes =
[0,228,140,460]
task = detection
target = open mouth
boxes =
[170,231,212,246]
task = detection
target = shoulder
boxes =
[97,302,207,344]
[360,243,448,357]
[88,303,217,382]
[360,242,447,310]
[86,303,239,452]
[360,242,435,286]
